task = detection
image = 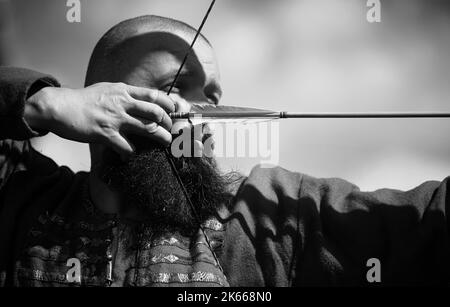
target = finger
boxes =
[126,86,175,113]
[171,120,191,136]
[169,94,191,113]
[106,133,135,161]
[203,135,215,158]
[123,116,172,147]
[169,95,192,133]
[193,140,204,158]
[126,100,172,131]
[203,123,215,136]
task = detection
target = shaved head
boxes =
[85,15,211,86]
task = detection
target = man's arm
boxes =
[293,173,450,285]
[0,67,60,188]
[223,166,450,286]
[0,66,179,187]
[0,67,59,140]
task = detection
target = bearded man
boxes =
[0,15,449,287]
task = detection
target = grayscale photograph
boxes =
[0,0,449,293]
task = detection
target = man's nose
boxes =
[179,88,213,107]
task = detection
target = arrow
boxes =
[170,104,450,122]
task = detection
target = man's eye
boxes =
[163,83,181,93]
[169,87,180,93]
[207,95,219,105]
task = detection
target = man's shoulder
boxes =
[220,165,305,286]
[247,164,302,180]
[242,164,304,196]
[227,165,304,219]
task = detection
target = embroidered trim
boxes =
[137,271,227,286]
[202,219,224,231]
[151,254,179,264]
[16,268,104,286]
[139,252,218,267]
[142,235,222,251]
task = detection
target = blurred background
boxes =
[1,0,449,191]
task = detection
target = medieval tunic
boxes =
[0,67,449,287]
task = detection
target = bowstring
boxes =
[167,0,216,95]
[163,0,225,273]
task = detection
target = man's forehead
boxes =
[121,30,219,84]
[158,31,217,70]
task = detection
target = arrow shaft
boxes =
[282,112,450,118]
[170,111,450,119]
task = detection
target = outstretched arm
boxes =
[222,166,449,286]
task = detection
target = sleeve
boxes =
[293,173,450,286]
[0,66,60,140]
[223,165,450,286]
[0,66,61,189]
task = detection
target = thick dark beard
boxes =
[100,140,239,237]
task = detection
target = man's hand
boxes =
[24,83,175,160]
